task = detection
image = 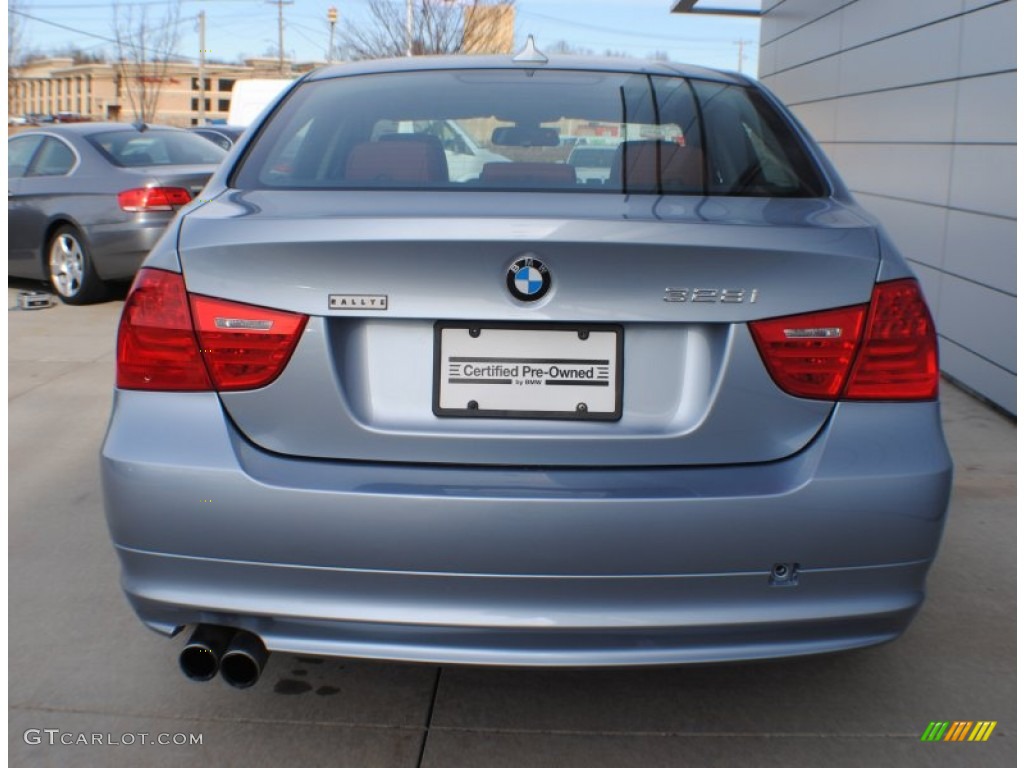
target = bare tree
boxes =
[9,0,28,116]
[344,0,515,60]
[549,40,594,56]
[52,45,109,65]
[111,0,184,123]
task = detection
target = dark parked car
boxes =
[102,47,951,688]
[8,123,226,303]
[188,125,247,151]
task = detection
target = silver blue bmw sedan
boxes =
[101,48,952,688]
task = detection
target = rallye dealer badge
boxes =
[329,294,389,310]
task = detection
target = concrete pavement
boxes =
[7,283,1016,767]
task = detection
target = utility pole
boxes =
[406,0,413,56]
[267,0,294,75]
[197,10,206,125]
[327,6,338,63]
[734,39,751,74]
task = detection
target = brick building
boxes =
[10,57,317,127]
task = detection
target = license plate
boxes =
[434,323,623,420]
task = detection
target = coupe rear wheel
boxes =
[47,225,108,304]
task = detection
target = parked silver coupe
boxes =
[102,47,952,688]
[8,123,225,303]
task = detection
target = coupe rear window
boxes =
[87,129,226,167]
[233,69,826,197]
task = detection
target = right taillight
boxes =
[751,278,938,401]
[843,279,938,400]
[189,294,308,391]
[117,268,307,392]
[117,268,212,390]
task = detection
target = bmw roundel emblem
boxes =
[506,257,551,302]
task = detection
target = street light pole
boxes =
[406,0,413,56]
[266,0,294,75]
[197,10,206,125]
[327,6,337,63]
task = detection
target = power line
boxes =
[10,7,199,61]
[518,9,742,44]
[25,0,254,8]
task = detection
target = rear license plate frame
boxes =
[433,321,624,421]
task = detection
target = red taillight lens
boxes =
[117,268,307,392]
[750,304,867,399]
[117,269,212,390]
[189,295,308,391]
[118,186,192,212]
[843,279,938,400]
[750,278,939,401]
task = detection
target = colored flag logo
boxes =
[921,721,997,742]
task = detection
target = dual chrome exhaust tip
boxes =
[179,625,269,689]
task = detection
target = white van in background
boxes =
[392,120,510,182]
[227,79,296,127]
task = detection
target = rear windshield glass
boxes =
[87,129,227,167]
[233,69,825,197]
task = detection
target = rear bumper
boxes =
[84,216,170,281]
[101,392,953,666]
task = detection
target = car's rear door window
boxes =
[8,135,44,178]
[690,80,825,197]
[26,136,77,176]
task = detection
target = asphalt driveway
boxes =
[8,283,1016,767]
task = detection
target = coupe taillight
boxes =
[117,268,307,392]
[750,279,938,401]
[118,186,192,212]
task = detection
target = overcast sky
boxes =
[13,0,763,75]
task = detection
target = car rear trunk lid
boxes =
[177,191,879,467]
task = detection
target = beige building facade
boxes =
[10,57,316,127]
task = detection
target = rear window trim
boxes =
[227,67,830,199]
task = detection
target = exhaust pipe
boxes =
[179,625,235,682]
[220,631,269,689]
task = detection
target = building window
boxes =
[192,77,210,91]
[218,78,234,92]
[218,99,230,112]
[191,97,211,111]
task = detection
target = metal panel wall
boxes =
[760,0,1016,413]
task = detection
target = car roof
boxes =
[306,54,746,85]
[12,122,187,137]
[191,125,245,136]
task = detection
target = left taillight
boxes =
[118,186,192,212]
[117,268,307,392]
